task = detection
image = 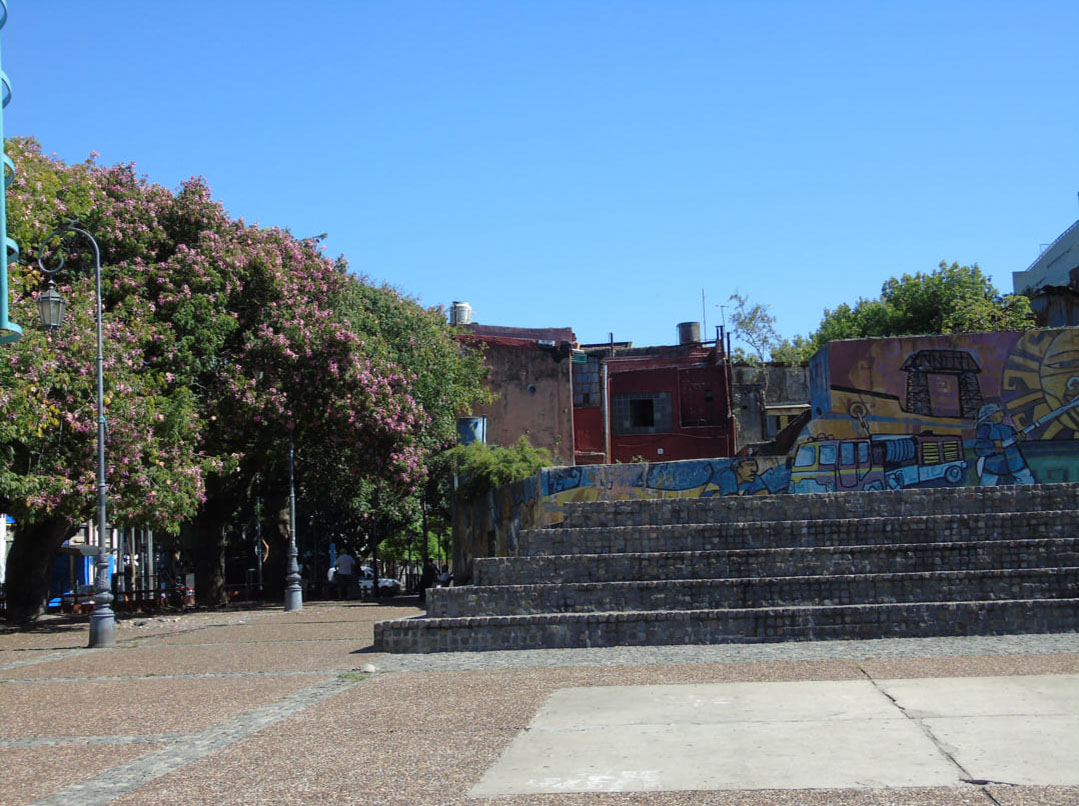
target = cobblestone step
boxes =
[475,538,1079,586]
[558,483,1079,529]
[375,483,1079,654]
[373,597,1079,653]
[426,567,1079,618]
[518,510,1079,557]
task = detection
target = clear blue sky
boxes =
[5,1,1078,352]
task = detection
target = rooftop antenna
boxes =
[701,289,707,342]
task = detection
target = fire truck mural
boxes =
[538,328,1079,506]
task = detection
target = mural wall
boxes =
[799,328,1079,492]
[454,328,1079,571]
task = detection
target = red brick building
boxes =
[575,341,736,464]
[457,311,738,465]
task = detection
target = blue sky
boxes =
[5,1,1078,352]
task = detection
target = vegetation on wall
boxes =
[443,437,553,504]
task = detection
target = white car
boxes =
[358,566,403,597]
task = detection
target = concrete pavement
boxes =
[472,676,1079,795]
[0,599,1077,805]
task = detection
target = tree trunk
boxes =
[185,477,237,607]
[3,516,78,624]
[183,517,228,608]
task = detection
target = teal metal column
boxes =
[0,0,22,344]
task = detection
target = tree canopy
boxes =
[730,262,1034,364]
[806,262,1034,354]
[1,137,489,619]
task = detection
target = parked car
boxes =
[358,566,403,597]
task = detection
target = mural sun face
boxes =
[1040,337,1079,433]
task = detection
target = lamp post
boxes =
[37,221,115,648]
[0,0,23,346]
[284,430,302,611]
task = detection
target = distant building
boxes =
[1013,219,1079,294]
[730,362,811,451]
[456,317,577,463]
[453,306,813,464]
[577,337,736,464]
[455,308,746,463]
[1013,220,1079,327]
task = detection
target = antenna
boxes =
[701,289,707,341]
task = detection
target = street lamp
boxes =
[37,221,115,648]
[284,430,302,611]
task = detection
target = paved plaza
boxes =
[1,600,1077,805]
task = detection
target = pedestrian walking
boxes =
[335,546,357,600]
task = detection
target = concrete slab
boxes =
[879,673,1079,717]
[472,675,1079,796]
[924,715,1079,786]
[879,674,1079,787]
[527,681,903,729]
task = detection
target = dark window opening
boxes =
[703,389,713,401]
[630,399,654,428]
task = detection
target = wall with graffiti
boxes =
[454,328,1079,567]
[798,328,1079,493]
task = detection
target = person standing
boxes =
[418,558,438,604]
[438,564,453,587]
[335,546,357,600]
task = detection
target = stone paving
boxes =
[0,599,1076,806]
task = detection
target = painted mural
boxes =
[798,328,1079,492]
[536,328,1079,510]
[457,328,1079,570]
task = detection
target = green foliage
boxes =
[335,278,491,453]
[443,438,553,503]
[769,334,813,364]
[730,262,1036,366]
[805,261,1034,355]
[727,292,782,362]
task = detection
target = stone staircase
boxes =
[373,483,1079,653]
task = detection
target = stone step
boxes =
[558,483,1079,529]
[373,597,1079,653]
[518,510,1079,557]
[426,567,1079,617]
[474,538,1079,586]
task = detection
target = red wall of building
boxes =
[606,357,735,463]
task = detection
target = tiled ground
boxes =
[2,601,1077,806]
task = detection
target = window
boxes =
[794,445,816,468]
[573,358,601,409]
[630,399,654,428]
[612,392,672,435]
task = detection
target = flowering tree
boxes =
[1,138,479,616]
[1,141,216,620]
[323,279,491,565]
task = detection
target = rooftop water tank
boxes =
[449,301,473,325]
[677,321,701,345]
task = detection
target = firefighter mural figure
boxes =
[974,403,1035,486]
